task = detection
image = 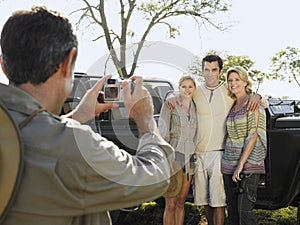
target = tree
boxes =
[74,0,231,78]
[188,51,267,92]
[270,46,300,88]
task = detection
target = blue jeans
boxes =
[223,173,260,225]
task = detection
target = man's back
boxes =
[0,83,172,225]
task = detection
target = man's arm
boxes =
[164,91,181,110]
[74,76,175,210]
[247,93,268,112]
[122,76,175,163]
[122,76,158,137]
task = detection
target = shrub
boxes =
[111,201,297,225]
[255,206,297,225]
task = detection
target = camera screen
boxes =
[107,79,117,85]
[105,86,119,99]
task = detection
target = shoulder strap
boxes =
[19,107,47,129]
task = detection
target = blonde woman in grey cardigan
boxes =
[159,75,198,225]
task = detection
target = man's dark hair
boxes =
[202,54,223,71]
[0,6,78,85]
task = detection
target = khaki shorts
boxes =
[194,151,226,207]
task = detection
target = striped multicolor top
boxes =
[221,104,267,175]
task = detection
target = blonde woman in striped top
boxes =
[221,66,267,225]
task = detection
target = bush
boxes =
[255,206,297,225]
[111,201,297,225]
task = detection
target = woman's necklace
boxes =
[234,95,250,112]
[204,81,224,103]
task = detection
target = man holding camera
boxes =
[0,6,174,225]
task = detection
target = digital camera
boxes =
[103,78,134,102]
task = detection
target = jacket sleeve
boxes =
[158,103,171,142]
[244,105,267,164]
[65,121,174,213]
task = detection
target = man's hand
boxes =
[63,75,117,123]
[165,93,180,110]
[123,76,158,137]
[247,93,261,112]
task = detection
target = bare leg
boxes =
[204,205,225,225]
[175,175,192,225]
[204,205,213,225]
[213,206,225,225]
[163,197,177,225]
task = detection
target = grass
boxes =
[254,206,298,225]
[113,201,297,225]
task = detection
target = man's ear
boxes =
[0,55,7,77]
[60,48,77,78]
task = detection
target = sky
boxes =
[0,0,300,99]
